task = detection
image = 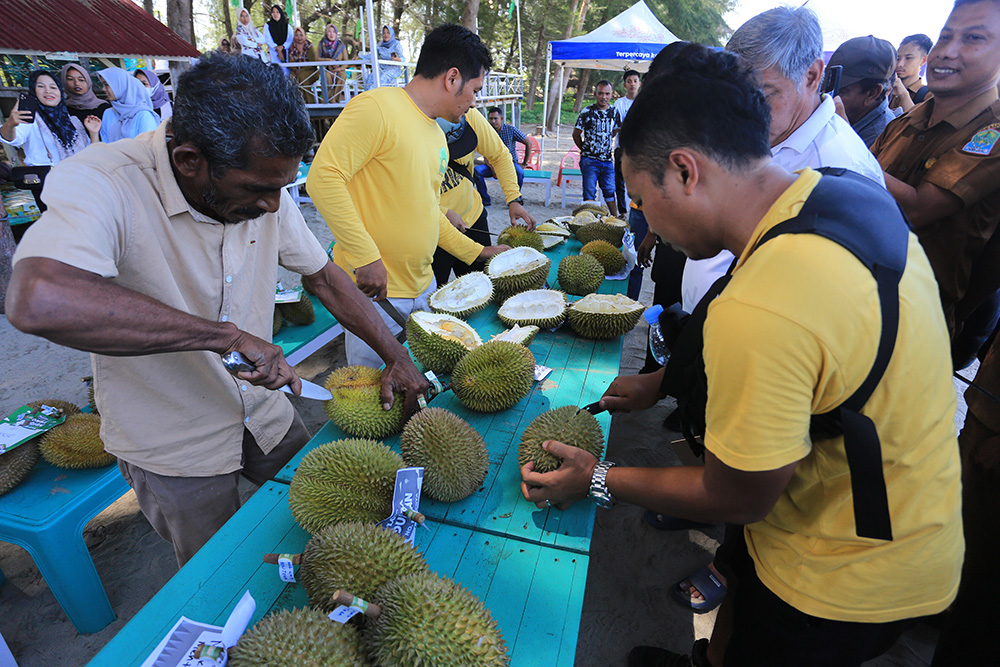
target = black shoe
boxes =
[628,646,693,667]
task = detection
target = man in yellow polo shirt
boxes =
[520,45,962,666]
[308,24,509,366]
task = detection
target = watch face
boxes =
[592,494,613,509]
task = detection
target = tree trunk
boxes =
[504,24,517,72]
[544,0,581,131]
[392,0,406,33]
[143,0,154,15]
[221,0,233,44]
[461,0,480,34]
[526,21,546,111]
[0,214,14,314]
[166,0,195,45]
[573,69,590,113]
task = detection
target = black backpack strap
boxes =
[913,85,929,104]
[447,121,480,186]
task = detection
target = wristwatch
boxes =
[508,196,525,206]
[589,461,617,508]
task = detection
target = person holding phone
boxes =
[365,25,405,89]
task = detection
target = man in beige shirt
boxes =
[6,53,427,566]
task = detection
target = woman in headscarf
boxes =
[59,63,110,124]
[234,8,267,62]
[287,27,320,90]
[365,25,404,90]
[133,68,172,119]
[219,38,231,53]
[97,67,159,143]
[318,24,348,102]
[0,70,99,166]
[264,4,293,66]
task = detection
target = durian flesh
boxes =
[429,272,493,318]
[406,311,481,374]
[497,290,567,329]
[567,293,645,339]
[486,247,551,302]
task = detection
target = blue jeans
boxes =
[475,163,524,206]
[627,207,649,300]
[580,155,615,203]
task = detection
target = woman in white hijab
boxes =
[97,67,160,142]
[234,8,267,62]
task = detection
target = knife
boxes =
[376,300,409,342]
[576,400,606,416]
[221,351,333,401]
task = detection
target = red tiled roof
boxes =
[0,0,200,59]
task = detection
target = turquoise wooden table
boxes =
[273,294,344,366]
[86,483,588,667]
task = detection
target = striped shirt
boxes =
[495,123,527,164]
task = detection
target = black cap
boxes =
[829,36,897,87]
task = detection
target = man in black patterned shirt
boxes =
[573,80,621,215]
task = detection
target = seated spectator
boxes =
[474,107,529,206]
[59,63,110,124]
[264,5,293,66]
[234,8,267,62]
[365,26,404,89]
[890,33,933,112]
[219,37,231,54]
[134,68,172,120]
[98,68,160,142]
[288,27,320,90]
[318,24,349,102]
[829,35,901,146]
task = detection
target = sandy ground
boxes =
[0,126,952,666]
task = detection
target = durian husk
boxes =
[301,522,430,612]
[429,272,493,319]
[572,203,609,217]
[518,406,605,474]
[278,295,316,326]
[406,312,481,375]
[566,293,645,339]
[557,254,605,296]
[229,607,370,667]
[490,324,540,346]
[400,408,488,502]
[289,439,403,533]
[497,290,567,329]
[367,572,509,667]
[496,225,544,252]
[272,308,284,337]
[324,366,405,439]
[451,341,535,413]
[486,247,551,303]
[39,413,115,469]
[0,441,40,496]
[580,240,626,275]
[575,220,628,247]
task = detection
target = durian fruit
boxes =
[575,218,629,247]
[518,406,605,473]
[544,216,574,226]
[486,247,551,303]
[289,439,403,533]
[572,202,609,217]
[0,441,40,496]
[366,572,509,667]
[400,408,488,502]
[490,324,539,346]
[39,413,115,469]
[324,366,405,439]
[26,399,81,417]
[581,240,627,275]
[301,522,430,612]
[82,376,97,413]
[567,293,646,339]
[229,607,370,667]
[272,308,284,337]
[567,211,599,235]
[451,341,535,413]
[278,295,315,326]
[496,225,544,252]
[497,290,567,329]
[536,222,571,251]
[429,272,493,319]
[406,311,481,375]
[557,254,605,296]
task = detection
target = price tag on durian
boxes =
[534,365,553,382]
[328,605,362,624]
[275,285,303,304]
[0,405,67,454]
[377,467,424,545]
[277,555,296,583]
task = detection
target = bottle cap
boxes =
[643,304,664,326]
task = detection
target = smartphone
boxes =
[17,93,38,123]
[822,65,843,98]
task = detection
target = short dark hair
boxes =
[487,106,502,116]
[842,77,890,102]
[620,44,770,179]
[900,33,933,55]
[645,41,691,83]
[595,80,613,90]
[172,52,314,178]
[623,69,640,83]
[414,24,493,82]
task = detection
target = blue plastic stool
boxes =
[0,458,130,634]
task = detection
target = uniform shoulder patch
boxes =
[962,123,1000,156]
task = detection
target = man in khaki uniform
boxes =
[6,54,427,566]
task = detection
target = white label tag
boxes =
[328,605,362,624]
[277,556,296,583]
[534,365,553,381]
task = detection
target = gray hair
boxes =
[172,52,314,178]
[727,6,823,86]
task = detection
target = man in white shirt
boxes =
[613,69,641,213]
[680,6,885,313]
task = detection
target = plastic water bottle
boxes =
[645,304,669,366]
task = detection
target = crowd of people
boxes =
[3,0,1000,665]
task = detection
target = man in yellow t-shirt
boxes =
[520,45,962,667]
[308,24,509,366]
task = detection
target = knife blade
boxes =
[376,299,409,342]
[576,401,606,416]
[221,351,333,401]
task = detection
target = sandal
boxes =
[673,565,726,613]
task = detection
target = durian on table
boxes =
[581,239,627,275]
[406,311,481,375]
[39,413,115,469]
[229,607,370,667]
[497,289,567,329]
[567,293,646,339]
[519,406,606,474]
[558,253,605,296]
[428,271,493,319]
[400,408,488,502]
[324,366,405,439]
[486,247,550,303]
[451,340,536,413]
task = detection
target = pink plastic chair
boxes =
[515,136,542,171]
[557,146,581,186]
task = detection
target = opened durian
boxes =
[575,218,629,247]
[39,413,114,469]
[406,311,481,374]
[567,211,599,234]
[581,240,626,275]
[496,225,544,252]
[429,272,493,318]
[557,254,605,296]
[401,408,488,502]
[451,341,535,412]
[567,293,645,339]
[518,406,605,473]
[497,290,567,329]
[572,202,609,217]
[229,607,369,667]
[486,247,551,303]
[490,324,539,346]
[324,366,405,439]
[278,295,315,326]
[289,439,403,533]
[536,222,571,250]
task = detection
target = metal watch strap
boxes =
[508,196,525,206]
[589,460,617,508]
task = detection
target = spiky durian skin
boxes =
[572,203,609,217]
[518,406,605,474]
[451,341,535,413]
[301,522,430,612]
[429,272,493,319]
[496,291,567,329]
[273,308,285,337]
[367,573,509,667]
[39,413,114,469]
[324,366,405,439]
[580,240,626,274]
[496,226,544,252]
[400,408,488,502]
[486,251,551,303]
[289,439,403,533]
[557,254,605,296]
[229,607,370,667]
[405,314,478,375]
[278,295,316,326]
[0,441,40,496]
[575,221,627,247]
[566,296,646,339]
[26,399,82,417]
